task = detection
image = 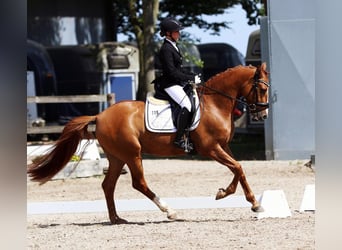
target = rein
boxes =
[197,78,270,113]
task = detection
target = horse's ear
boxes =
[261,62,267,72]
[254,62,267,80]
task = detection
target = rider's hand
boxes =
[194,74,202,84]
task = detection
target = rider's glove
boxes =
[194,74,202,85]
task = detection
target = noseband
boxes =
[245,79,270,112]
[198,78,270,113]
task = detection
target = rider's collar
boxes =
[165,38,179,52]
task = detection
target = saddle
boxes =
[145,84,200,133]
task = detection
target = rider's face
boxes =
[170,30,180,41]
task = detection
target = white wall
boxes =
[264,0,315,160]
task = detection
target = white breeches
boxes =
[164,85,192,112]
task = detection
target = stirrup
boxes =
[174,138,194,153]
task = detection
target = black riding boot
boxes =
[174,108,193,152]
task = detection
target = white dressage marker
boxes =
[27,139,100,160]
[27,140,103,179]
[299,184,315,212]
[257,189,292,219]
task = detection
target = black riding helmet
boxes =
[160,17,183,37]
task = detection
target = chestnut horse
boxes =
[28,63,270,224]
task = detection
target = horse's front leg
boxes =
[239,170,264,212]
[209,145,263,212]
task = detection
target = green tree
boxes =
[114,0,263,100]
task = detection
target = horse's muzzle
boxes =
[251,105,269,121]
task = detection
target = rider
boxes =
[156,17,201,151]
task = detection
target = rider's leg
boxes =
[164,85,193,150]
[164,85,192,112]
[173,107,192,148]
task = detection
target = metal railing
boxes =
[27,93,115,134]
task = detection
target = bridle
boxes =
[244,78,270,112]
[198,77,270,113]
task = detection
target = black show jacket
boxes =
[158,39,195,89]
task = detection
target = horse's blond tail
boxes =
[27,115,97,185]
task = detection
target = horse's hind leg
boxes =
[102,154,127,224]
[127,156,177,220]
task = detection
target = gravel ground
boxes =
[27,159,315,249]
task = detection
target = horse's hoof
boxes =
[110,217,128,224]
[215,188,226,200]
[167,210,177,220]
[251,205,264,213]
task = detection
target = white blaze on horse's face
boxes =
[263,107,269,120]
[261,80,270,120]
[263,86,269,120]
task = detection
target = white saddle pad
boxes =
[145,92,200,133]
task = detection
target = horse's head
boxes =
[241,62,270,121]
[199,63,270,121]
